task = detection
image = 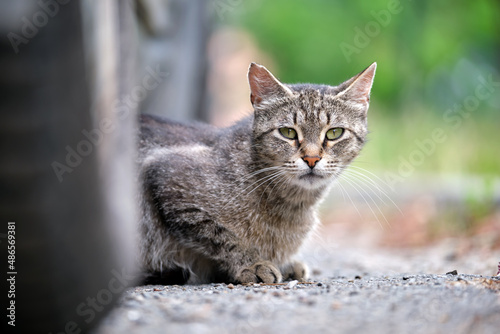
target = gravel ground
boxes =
[95,274,500,334]
[94,242,500,334]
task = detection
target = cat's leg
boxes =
[281,260,308,281]
[142,161,282,284]
[236,261,282,284]
[156,207,282,283]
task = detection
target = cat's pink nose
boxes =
[302,156,321,168]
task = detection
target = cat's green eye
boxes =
[325,128,344,140]
[279,127,297,140]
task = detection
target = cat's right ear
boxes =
[248,63,294,107]
[336,62,377,109]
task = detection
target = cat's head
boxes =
[248,62,376,190]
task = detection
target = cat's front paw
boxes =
[236,261,282,284]
[281,260,308,281]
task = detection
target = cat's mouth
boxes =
[298,171,324,180]
[294,171,331,189]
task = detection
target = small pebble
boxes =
[299,296,315,306]
[331,301,342,310]
[127,310,141,322]
[272,291,284,297]
[227,283,234,289]
[312,269,322,276]
[285,280,298,289]
[446,270,458,275]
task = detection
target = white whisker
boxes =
[343,170,398,214]
[219,169,283,211]
[345,166,403,215]
[331,175,363,219]
[258,172,290,207]
[338,173,390,228]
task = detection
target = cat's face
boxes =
[248,63,376,190]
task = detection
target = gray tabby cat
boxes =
[138,62,376,284]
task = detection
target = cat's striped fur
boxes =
[138,62,376,284]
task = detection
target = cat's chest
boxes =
[236,206,317,264]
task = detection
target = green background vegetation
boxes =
[223,0,500,176]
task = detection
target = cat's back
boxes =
[138,114,253,180]
[137,114,223,176]
[139,114,218,150]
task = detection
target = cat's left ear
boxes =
[338,62,377,108]
[248,63,294,107]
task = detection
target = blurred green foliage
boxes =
[222,0,500,176]
[228,0,500,112]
